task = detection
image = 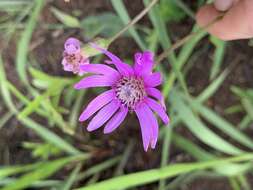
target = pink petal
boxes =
[146,87,166,109]
[142,103,159,149]
[134,51,154,76]
[79,64,120,77]
[143,72,162,87]
[80,58,90,66]
[64,38,81,54]
[77,69,86,76]
[133,53,142,74]
[103,106,128,134]
[61,59,73,71]
[135,104,152,152]
[90,43,133,76]
[87,100,120,132]
[77,60,90,76]
[74,75,117,89]
[145,98,170,125]
[79,90,115,122]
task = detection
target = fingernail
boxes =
[214,0,233,11]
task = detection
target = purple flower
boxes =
[62,38,89,75]
[75,44,170,151]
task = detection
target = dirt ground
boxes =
[1,0,253,189]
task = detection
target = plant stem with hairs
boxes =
[156,13,225,64]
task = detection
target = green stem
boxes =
[109,0,158,43]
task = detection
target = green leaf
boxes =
[143,0,189,96]
[197,70,228,103]
[210,36,226,80]
[110,0,146,50]
[190,99,253,150]
[0,0,29,8]
[29,67,73,88]
[6,81,29,104]
[0,163,40,180]
[0,0,29,12]
[170,91,243,155]
[143,0,176,64]
[160,0,186,22]
[77,156,121,180]
[77,154,253,190]
[81,12,125,39]
[69,91,86,128]
[18,93,47,119]
[23,142,61,160]
[239,115,251,130]
[173,133,213,161]
[51,7,80,27]
[0,178,60,188]
[5,81,50,118]
[0,111,13,129]
[43,99,75,135]
[18,117,81,155]
[62,164,82,190]
[81,38,111,57]
[241,98,253,121]
[0,55,17,113]
[172,133,251,176]
[229,177,241,190]
[1,155,88,190]
[16,0,45,84]
[163,25,207,97]
[159,127,172,190]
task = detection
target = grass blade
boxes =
[172,133,252,176]
[77,154,253,190]
[0,55,17,113]
[171,91,242,155]
[210,36,226,80]
[18,117,81,155]
[163,26,207,97]
[62,164,82,190]
[143,0,176,64]
[16,0,44,84]
[197,70,228,103]
[51,7,80,28]
[190,99,253,150]
[110,0,146,50]
[1,155,88,190]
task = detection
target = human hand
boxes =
[196,0,253,40]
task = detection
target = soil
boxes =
[1,0,253,189]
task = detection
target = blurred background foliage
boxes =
[0,0,253,189]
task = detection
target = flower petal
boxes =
[142,103,159,149]
[87,100,120,132]
[61,59,73,71]
[143,72,162,87]
[79,90,115,122]
[90,43,133,76]
[135,104,152,152]
[103,106,128,134]
[134,51,154,76]
[146,87,166,109]
[79,64,120,77]
[133,53,142,74]
[74,75,117,89]
[145,98,170,125]
[64,38,81,54]
[76,59,90,76]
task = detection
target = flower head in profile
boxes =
[75,44,169,151]
[62,38,89,75]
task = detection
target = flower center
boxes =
[115,76,146,110]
